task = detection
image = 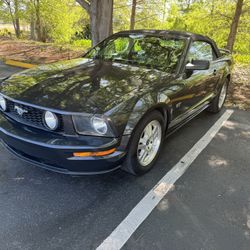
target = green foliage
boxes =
[40,0,78,43]
[73,24,91,40]
[234,54,250,65]
[35,0,88,43]
[71,39,91,49]
[114,0,167,31]
[1,0,249,64]
[113,0,250,64]
[0,28,12,37]
[0,0,89,44]
[0,0,24,22]
[163,0,250,64]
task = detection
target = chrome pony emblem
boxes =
[14,105,28,116]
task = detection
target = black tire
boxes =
[207,79,229,113]
[122,110,165,176]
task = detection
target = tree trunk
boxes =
[226,0,244,52]
[130,0,137,30]
[30,16,36,40]
[35,0,44,42]
[90,0,113,46]
[76,0,113,46]
[6,0,20,38]
[15,17,21,38]
[14,0,21,38]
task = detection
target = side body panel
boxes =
[122,38,231,137]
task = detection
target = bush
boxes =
[0,29,12,38]
[73,24,91,40]
[234,54,250,65]
[71,39,92,50]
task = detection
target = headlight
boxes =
[91,117,108,135]
[72,114,115,137]
[0,95,7,111]
[43,111,59,130]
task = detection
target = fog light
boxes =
[0,96,7,111]
[44,111,58,130]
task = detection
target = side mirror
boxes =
[185,60,210,71]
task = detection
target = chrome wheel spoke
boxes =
[139,136,147,145]
[144,125,152,138]
[152,127,158,140]
[138,143,146,151]
[140,150,148,162]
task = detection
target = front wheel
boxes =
[122,111,164,175]
[207,79,229,113]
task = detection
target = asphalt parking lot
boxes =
[0,63,250,250]
[0,61,23,80]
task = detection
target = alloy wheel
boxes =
[137,120,162,167]
[218,83,227,109]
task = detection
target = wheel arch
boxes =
[154,104,171,131]
[123,100,172,136]
[215,66,231,95]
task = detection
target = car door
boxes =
[171,40,218,121]
[196,42,221,99]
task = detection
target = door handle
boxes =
[213,69,217,76]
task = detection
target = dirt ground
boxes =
[0,38,82,64]
[226,65,250,111]
[0,38,249,111]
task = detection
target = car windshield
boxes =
[85,34,186,73]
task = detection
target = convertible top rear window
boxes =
[86,34,186,73]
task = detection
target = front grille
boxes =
[4,99,63,131]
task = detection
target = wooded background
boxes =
[0,0,250,63]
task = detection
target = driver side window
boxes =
[187,41,214,62]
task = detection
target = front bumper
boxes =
[0,114,128,175]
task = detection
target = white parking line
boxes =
[97,109,234,250]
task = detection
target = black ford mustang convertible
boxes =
[0,30,231,175]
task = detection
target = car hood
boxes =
[0,58,171,114]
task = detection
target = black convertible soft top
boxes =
[117,29,212,42]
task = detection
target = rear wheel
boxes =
[207,79,229,113]
[122,111,164,175]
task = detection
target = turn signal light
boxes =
[73,148,116,157]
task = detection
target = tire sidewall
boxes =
[125,111,165,175]
[208,78,229,113]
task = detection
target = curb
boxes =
[4,59,37,69]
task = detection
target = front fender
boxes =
[123,92,171,135]
[216,62,232,94]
